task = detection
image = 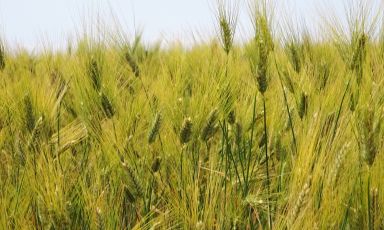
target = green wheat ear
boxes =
[369,187,379,230]
[180,117,193,144]
[249,6,274,95]
[256,39,269,94]
[100,92,114,119]
[148,113,162,144]
[0,40,5,70]
[234,121,242,144]
[287,41,302,73]
[123,185,136,203]
[151,156,161,173]
[122,162,144,198]
[125,51,140,77]
[298,92,308,119]
[216,0,238,55]
[273,133,285,162]
[357,107,379,167]
[0,117,3,131]
[200,108,219,142]
[88,57,102,91]
[350,33,367,85]
[24,95,35,132]
[349,91,357,112]
[227,110,236,124]
[220,18,232,54]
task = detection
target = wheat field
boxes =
[0,1,383,229]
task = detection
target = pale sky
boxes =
[0,0,380,51]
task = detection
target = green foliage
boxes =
[1,2,384,229]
